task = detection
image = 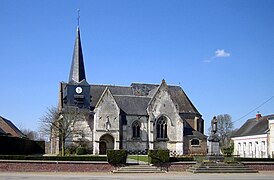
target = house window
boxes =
[262,141,265,151]
[156,116,168,139]
[191,139,200,146]
[243,142,246,157]
[249,142,252,156]
[132,121,141,139]
[238,143,241,154]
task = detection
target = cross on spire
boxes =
[77,9,80,27]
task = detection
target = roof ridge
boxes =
[113,95,151,98]
[91,84,132,88]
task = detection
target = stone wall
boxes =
[0,161,113,172]
[243,162,274,171]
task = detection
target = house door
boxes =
[99,134,114,155]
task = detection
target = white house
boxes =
[232,113,274,158]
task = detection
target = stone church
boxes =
[51,26,207,155]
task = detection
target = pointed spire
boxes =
[69,26,86,83]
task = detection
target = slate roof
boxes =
[131,83,201,115]
[232,114,274,137]
[114,95,150,115]
[0,116,25,138]
[184,120,207,139]
[88,83,200,116]
[88,83,201,117]
[168,85,200,114]
[90,85,133,107]
[69,27,86,83]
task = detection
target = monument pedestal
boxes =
[208,141,220,156]
[207,133,223,162]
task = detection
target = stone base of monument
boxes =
[207,141,221,155]
[204,155,224,162]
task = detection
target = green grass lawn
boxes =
[128,155,149,162]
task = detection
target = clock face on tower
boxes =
[75,87,83,94]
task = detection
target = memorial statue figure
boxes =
[211,116,218,134]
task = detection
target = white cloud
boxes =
[215,49,230,58]
[203,49,231,63]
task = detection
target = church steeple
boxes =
[69,26,86,83]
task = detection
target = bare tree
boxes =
[208,114,234,148]
[21,128,41,141]
[39,106,81,156]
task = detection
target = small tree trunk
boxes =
[61,133,65,156]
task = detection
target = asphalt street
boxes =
[0,172,274,180]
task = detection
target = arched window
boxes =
[132,121,141,139]
[156,116,168,139]
[191,139,200,146]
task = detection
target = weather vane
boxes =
[77,9,80,27]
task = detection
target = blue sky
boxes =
[0,0,273,134]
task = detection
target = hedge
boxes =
[107,150,127,166]
[148,149,169,164]
[169,156,194,162]
[0,155,107,161]
[0,136,44,155]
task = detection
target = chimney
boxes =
[256,112,262,120]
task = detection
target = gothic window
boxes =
[156,116,168,139]
[191,139,200,146]
[132,121,141,139]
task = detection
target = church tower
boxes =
[61,26,91,110]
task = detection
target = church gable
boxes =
[148,80,183,143]
[94,88,120,131]
[148,80,180,122]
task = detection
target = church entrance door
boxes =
[99,142,107,155]
[99,134,114,155]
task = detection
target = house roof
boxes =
[232,114,274,137]
[0,127,7,135]
[0,116,25,138]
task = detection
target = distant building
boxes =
[51,26,207,155]
[231,113,274,158]
[0,116,45,155]
[0,116,25,138]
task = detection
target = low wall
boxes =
[155,162,196,171]
[0,160,113,172]
[158,162,274,172]
[243,162,274,171]
[168,162,195,171]
[1,160,274,172]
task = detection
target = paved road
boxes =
[0,172,274,180]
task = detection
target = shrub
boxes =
[107,150,127,166]
[169,156,194,162]
[148,149,169,164]
[193,155,205,163]
[222,146,234,157]
[65,144,77,155]
[75,146,87,155]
